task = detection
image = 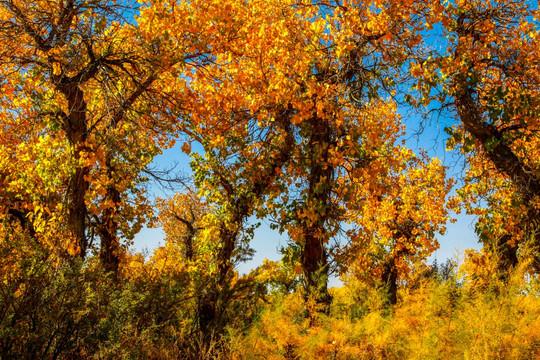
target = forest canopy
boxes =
[0,0,539,358]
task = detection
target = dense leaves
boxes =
[1,0,539,358]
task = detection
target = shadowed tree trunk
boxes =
[454,86,538,272]
[57,83,91,258]
[382,256,398,306]
[96,156,121,274]
[300,115,333,313]
[494,234,519,276]
[198,223,238,340]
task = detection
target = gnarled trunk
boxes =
[301,230,332,310]
[58,83,90,257]
[97,164,121,274]
[452,19,540,273]
[382,257,398,306]
[300,116,333,313]
[198,224,237,339]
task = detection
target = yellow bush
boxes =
[229,270,540,360]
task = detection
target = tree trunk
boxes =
[197,108,295,338]
[97,183,121,274]
[382,257,398,306]
[455,88,540,202]
[300,116,333,313]
[58,83,90,257]
[494,234,518,277]
[301,230,332,310]
[198,224,237,340]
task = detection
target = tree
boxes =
[344,153,453,304]
[416,0,540,273]
[183,0,440,314]
[0,0,233,271]
[156,191,210,262]
[0,0,155,269]
[258,0,431,311]
[154,190,273,344]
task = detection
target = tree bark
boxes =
[198,223,237,339]
[97,156,121,274]
[57,83,90,257]
[300,116,333,312]
[382,257,398,306]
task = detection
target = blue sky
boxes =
[131,108,481,286]
[127,0,488,281]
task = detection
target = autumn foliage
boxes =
[1,0,539,358]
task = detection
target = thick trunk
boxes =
[455,89,540,202]
[96,156,122,273]
[98,229,119,274]
[494,234,518,276]
[382,257,398,306]
[198,224,237,339]
[97,177,121,274]
[95,76,156,271]
[184,231,195,261]
[301,116,332,312]
[67,165,89,256]
[198,292,218,341]
[58,83,90,257]
[453,20,540,272]
[301,230,331,309]
[172,213,198,261]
